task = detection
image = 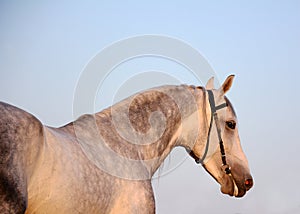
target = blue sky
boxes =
[1,1,300,213]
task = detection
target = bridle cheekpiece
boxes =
[189,89,231,175]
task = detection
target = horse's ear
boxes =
[219,75,235,95]
[205,77,215,89]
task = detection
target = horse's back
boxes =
[0,102,44,214]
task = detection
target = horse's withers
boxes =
[0,102,44,213]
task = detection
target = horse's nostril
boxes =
[245,178,253,190]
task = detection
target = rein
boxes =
[189,89,231,175]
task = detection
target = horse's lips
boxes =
[232,177,239,197]
[228,173,239,197]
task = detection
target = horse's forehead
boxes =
[224,96,236,118]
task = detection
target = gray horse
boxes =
[0,75,253,213]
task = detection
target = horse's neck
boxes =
[93,85,208,178]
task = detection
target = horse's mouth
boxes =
[202,164,248,198]
[220,174,247,198]
[231,175,239,197]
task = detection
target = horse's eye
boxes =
[226,121,236,130]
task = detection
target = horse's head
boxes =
[189,75,253,197]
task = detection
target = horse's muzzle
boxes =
[234,174,254,198]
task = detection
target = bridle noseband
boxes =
[189,89,231,175]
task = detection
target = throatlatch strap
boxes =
[189,106,214,164]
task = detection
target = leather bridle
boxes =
[189,89,232,175]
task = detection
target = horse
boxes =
[0,75,253,214]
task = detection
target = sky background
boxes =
[1,1,300,213]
